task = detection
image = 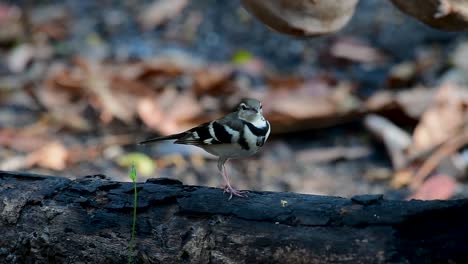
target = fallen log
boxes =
[1,170,467,263]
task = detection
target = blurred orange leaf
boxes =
[192,65,233,96]
[137,97,165,132]
[263,78,359,132]
[27,141,69,170]
[138,91,203,135]
[0,128,48,152]
[330,37,387,64]
[409,174,457,200]
[410,83,468,155]
[139,0,188,30]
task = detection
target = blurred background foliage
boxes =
[0,0,467,200]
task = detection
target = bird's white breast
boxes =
[250,115,267,128]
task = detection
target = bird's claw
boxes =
[223,185,248,200]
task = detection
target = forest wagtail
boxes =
[140,98,271,200]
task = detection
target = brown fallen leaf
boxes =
[364,87,433,119]
[39,74,92,131]
[27,141,69,170]
[364,91,396,112]
[410,126,468,189]
[0,4,22,44]
[48,66,84,97]
[110,75,157,98]
[67,145,100,165]
[138,91,203,135]
[329,37,387,64]
[139,0,188,30]
[263,78,360,133]
[409,174,457,200]
[0,128,49,152]
[269,94,336,120]
[165,92,203,123]
[192,65,234,96]
[31,4,70,40]
[386,83,468,188]
[45,59,146,125]
[409,83,468,155]
[267,75,305,90]
[133,61,185,83]
[84,62,135,124]
[137,97,165,132]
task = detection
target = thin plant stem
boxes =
[128,164,137,264]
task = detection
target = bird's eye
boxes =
[260,105,262,109]
[241,104,247,110]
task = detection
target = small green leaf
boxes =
[118,152,156,177]
[86,32,103,47]
[281,200,288,207]
[129,163,137,182]
[232,50,253,64]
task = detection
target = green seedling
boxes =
[128,163,137,264]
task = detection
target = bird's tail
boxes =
[139,132,186,145]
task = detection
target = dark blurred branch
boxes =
[15,0,50,113]
[410,125,468,189]
[241,0,468,37]
[18,0,32,42]
[390,0,468,31]
[241,0,359,36]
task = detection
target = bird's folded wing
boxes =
[175,116,242,146]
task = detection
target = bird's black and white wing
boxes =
[175,113,242,146]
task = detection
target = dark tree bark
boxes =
[1,170,468,264]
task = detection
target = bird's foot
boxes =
[223,185,248,200]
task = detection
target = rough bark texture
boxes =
[1,170,468,264]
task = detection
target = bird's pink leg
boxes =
[222,163,247,200]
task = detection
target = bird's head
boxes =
[237,98,263,121]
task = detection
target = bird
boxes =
[139,98,271,200]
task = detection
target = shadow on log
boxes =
[1,170,468,263]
